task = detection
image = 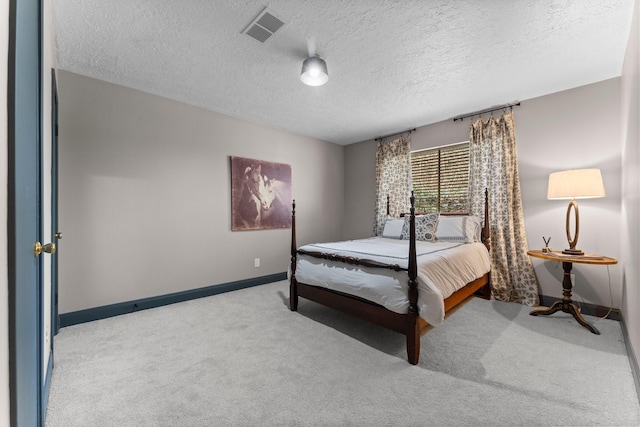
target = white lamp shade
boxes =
[300,56,328,86]
[547,168,606,200]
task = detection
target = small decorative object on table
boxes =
[542,236,551,253]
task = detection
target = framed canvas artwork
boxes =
[230,156,292,231]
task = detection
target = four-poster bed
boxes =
[289,190,492,365]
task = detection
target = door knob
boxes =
[34,241,56,257]
[54,232,62,239]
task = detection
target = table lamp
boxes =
[547,168,605,256]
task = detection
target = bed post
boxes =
[481,188,491,252]
[479,188,492,300]
[289,199,298,311]
[407,191,420,365]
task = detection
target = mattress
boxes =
[294,237,491,326]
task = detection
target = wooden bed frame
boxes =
[289,190,491,365]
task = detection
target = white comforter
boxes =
[294,237,491,326]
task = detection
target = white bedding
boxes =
[294,237,490,326]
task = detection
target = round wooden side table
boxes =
[527,249,617,334]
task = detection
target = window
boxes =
[411,142,469,213]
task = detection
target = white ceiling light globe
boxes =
[301,56,329,86]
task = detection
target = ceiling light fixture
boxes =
[300,56,329,86]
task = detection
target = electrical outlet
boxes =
[254,258,260,268]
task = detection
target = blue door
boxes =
[52,69,60,336]
[9,0,45,425]
[42,67,60,419]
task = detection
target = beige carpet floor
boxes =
[45,280,640,426]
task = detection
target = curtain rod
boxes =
[452,102,521,122]
[374,128,416,141]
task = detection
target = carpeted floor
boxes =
[45,280,640,426]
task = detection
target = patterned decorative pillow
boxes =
[401,213,439,242]
[436,215,482,243]
[381,218,405,239]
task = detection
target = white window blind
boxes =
[411,143,469,213]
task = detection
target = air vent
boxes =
[242,7,285,43]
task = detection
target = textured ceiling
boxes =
[52,0,635,145]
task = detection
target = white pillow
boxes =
[436,215,482,243]
[381,218,405,239]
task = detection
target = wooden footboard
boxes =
[293,272,490,364]
[289,190,491,365]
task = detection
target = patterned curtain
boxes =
[373,135,412,236]
[468,112,539,305]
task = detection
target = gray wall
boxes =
[518,79,622,307]
[621,0,640,380]
[57,71,344,313]
[343,140,376,239]
[345,78,624,309]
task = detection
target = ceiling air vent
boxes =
[242,7,285,43]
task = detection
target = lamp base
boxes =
[563,200,583,256]
[562,248,584,256]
